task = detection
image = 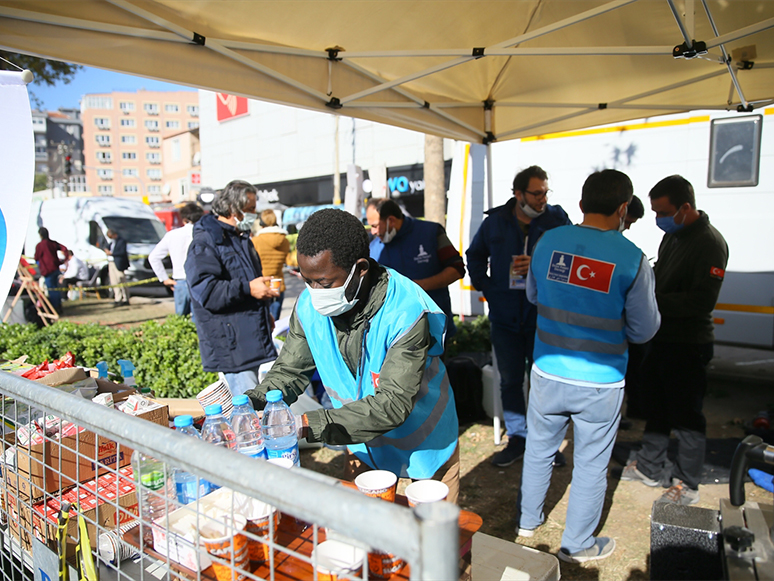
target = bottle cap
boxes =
[96,361,109,379]
[204,404,223,416]
[174,415,194,428]
[232,394,249,407]
[266,390,282,403]
[117,359,135,378]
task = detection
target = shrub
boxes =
[0,318,217,398]
[446,315,491,358]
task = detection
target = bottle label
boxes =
[266,443,299,466]
[141,469,165,491]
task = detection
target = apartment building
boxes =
[81,90,199,200]
[32,108,87,195]
[162,127,200,203]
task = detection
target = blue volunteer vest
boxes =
[295,268,458,478]
[531,225,643,383]
[370,217,455,334]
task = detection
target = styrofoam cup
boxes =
[404,480,449,507]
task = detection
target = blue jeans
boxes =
[519,369,623,554]
[174,279,192,320]
[223,367,262,396]
[490,324,533,439]
[44,273,62,312]
[268,292,284,321]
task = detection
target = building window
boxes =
[147,185,162,195]
[96,151,112,163]
[123,185,139,194]
[145,119,159,131]
[146,136,160,147]
[123,168,139,177]
[94,117,111,129]
[95,134,111,146]
[165,120,180,130]
[144,103,159,115]
[187,121,200,130]
[97,169,113,179]
[32,117,46,129]
[122,151,137,160]
[83,96,113,110]
[120,119,136,128]
[147,169,162,180]
[120,135,136,145]
[146,152,161,164]
[187,105,199,117]
[119,101,135,112]
[708,114,763,188]
[165,104,179,113]
[98,185,113,195]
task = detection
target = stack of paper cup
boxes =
[197,378,233,418]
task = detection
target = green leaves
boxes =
[446,316,491,359]
[0,318,217,398]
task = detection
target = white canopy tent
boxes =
[1,0,773,144]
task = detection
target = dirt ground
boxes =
[59,295,774,580]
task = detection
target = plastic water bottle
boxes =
[200,404,237,490]
[131,449,171,547]
[230,395,267,460]
[261,390,300,467]
[172,415,212,504]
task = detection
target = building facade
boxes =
[81,90,199,200]
[32,108,86,195]
[162,127,201,203]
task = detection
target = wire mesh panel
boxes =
[0,371,461,581]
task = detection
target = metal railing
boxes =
[0,371,460,581]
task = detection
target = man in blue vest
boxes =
[367,198,465,339]
[517,169,660,563]
[467,166,571,467]
[245,208,460,500]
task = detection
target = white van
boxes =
[25,196,167,287]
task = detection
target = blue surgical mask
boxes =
[656,210,685,234]
[236,212,258,232]
[306,262,365,317]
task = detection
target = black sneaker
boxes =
[553,451,567,467]
[492,436,526,467]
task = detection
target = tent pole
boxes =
[700,0,750,110]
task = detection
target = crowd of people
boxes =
[38,164,728,564]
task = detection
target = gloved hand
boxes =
[749,468,774,493]
[295,414,309,441]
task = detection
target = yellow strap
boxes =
[76,508,98,581]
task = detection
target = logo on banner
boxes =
[547,251,615,294]
[216,93,249,121]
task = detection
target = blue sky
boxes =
[30,65,195,111]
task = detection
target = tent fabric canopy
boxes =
[1,0,773,142]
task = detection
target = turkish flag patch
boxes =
[371,371,380,390]
[547,251,616,294]
[710,266,725,280]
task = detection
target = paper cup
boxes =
[197,379,233,417]
[404,480,449,507]
[266,457,294,469]
[270,278,282,291]
[367,551,405,579]
[354,470,398,502]
[244,502,280,563]
[313,540,365,581]
[200,515,250,581]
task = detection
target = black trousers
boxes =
[635,341,714,490]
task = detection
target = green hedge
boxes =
[0,318,217,398]
[446,315,490,358]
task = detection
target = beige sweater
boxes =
[252,227,290,291]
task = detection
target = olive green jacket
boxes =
[245,261,433,445]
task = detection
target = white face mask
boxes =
[236,212,258,232]
[381,226,397,244]
[520,200,545,219]
[618,206,628,232]
[306,262,365,317]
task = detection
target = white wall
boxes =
[198,90,453,190]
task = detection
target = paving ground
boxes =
[56,278,774,580]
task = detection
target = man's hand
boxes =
[163,278,176,289]
[513,254,531,276]
[249,276,281,300]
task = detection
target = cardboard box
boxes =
[35,367,89,387]
[156,398,205,420]
[33,466,138,558]
[3,398,169,502]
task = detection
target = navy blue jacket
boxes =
[111,236,129,272]
[466,198,571,330]
[185,214,277,373]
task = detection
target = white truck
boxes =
[24,196,167,289]
[449,106,774,348]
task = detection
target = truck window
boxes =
[89,220,108,249]
[101,217,166,244]
[708,114,762,188]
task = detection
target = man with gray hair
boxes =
[185,180,279,395]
